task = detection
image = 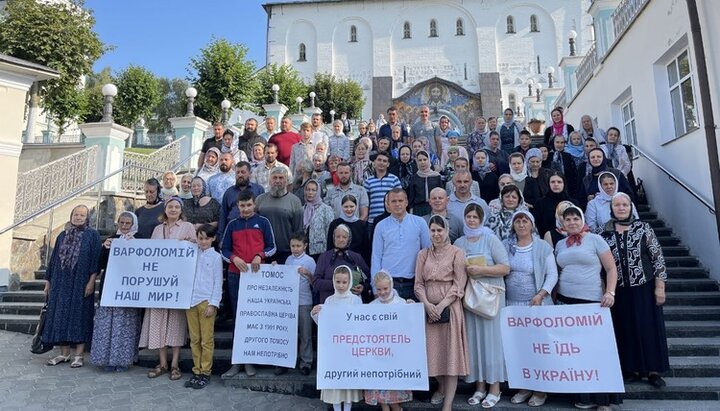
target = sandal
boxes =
[70,355,84,368]
[468,390,487,405]
[430,391,445,405]
[46,354,71,366]
[511,390,532,404]
[528,393,547,407]
[147,364,167,378]
[481,392,501,408]
[169,366,182,381]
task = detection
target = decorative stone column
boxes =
[80,122,132,192]
[168,116,211,171]
[290,113,310,130]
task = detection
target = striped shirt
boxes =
[364,172,401,223]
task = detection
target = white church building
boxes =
[263,0,592,130]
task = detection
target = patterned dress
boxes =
[138,221,197,349]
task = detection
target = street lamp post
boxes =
[330,109,336,123]
[527,79,534,97]
[295,96,303,114]
[101,83,118,123]
[568,30,577,56]
[546,66,555,88]
[309,91,316,108]
[535,83,543,102]
[221,99,231,124]
[185,87,197,117]
[271,84,280,104]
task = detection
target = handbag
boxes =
[30,303,53,354]
[426,306,450,324]
[463,278,505,319]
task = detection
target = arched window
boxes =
[530,15,539,32]
[506,16,515,33]
[429,19,438,37]
[456,18,464,36]
[298,43,306,62]
[350,25,358,42]
[403,21,411,39]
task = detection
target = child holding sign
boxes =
[185,224,223,389]
[283,232,316,376]
[364,271,413,410]
[312,266,362,411]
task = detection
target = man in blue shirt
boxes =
[379,106,408,141]
[371,187,431,300]
[218,161,265,240]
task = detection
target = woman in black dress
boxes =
[135,178,164,239]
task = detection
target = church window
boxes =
[350,25,358,42]
[403,22,411,39]
[456,18,464,36]
[430,19,438,37]
[507,16,515,34]
[530,15,539,32]
[298,43,306,62]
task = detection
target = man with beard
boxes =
[237,118,265,159]
[261,116,277,140]
[410,105,442,157]
[268,116,302,167]
[251,143,292,192]
[197,122,225,169]
[324,162,369,221]
[206,152,236,202]
[218,161,265,239]
[255,167,303,263]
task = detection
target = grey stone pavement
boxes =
[0,331,327,411]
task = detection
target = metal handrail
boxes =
[0,163,164,236]
[632,144,715,215]
[170,148,202,174]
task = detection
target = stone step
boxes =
[34,270,45,280]
[665,256,700,268]
[665,291,720,306]
[666,321,720,338]
[19,280,45,291]
[638,211,657,220]
[668,356,720,377]
[667,338,720,357]
[636,204,651,213]
[666,278,718,292]
[657,236,681,247]
[667,267,710,279]
[653,227,673,237]
[0,291,46,303]
[664,306,720,322]
[0,302,44,316]
[0,314,37,334]
[659,246,689,257]
[646,219,665,229]
[622,377,720,400]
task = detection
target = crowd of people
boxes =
[39,106,669,411]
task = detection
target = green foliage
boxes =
[309,73,365,123]
[187,38,258,122]
[148,78,189,133]
[255,64,308,115]
[114,65,160,128]
[83,67,113,123]
[0,0,105,132]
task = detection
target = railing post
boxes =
[168,116,211,174]
[79,122,133,192]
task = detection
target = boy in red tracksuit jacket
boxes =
[220,189,276,377]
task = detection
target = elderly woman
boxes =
[586,171,639,233]
[196,147,221,182]
[43,205,101,368]
[502,210,557,407]
[160,170,179,200]
[313,224,370,304]
[601,193,669,388]
[578,148,633,208]
[135,178,165,239]
[178,174,194,199]
[415,215,468,411]
[543,200,575,248]
[303,179,335,259]
[139,197,197,381]
[455,204,509,408]
[555,205,620,410]
[183,176,220,230]
[389,145,416,190]
[327,194,370,263]
[293,159,315,201]
[352,138,373,185]
[471,149,499,204]
[487,174,515,214]
[90,211,142,372]
[408,150,443,216]
[603,127,631,177]
[486,185,526,241]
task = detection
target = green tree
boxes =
[0,0,105,132]
[148,78,189,133]
[114,65,161,128]
[187,38,258,122]
[255,64,308,115]
[309,73,365,123]
[83,67,113,123]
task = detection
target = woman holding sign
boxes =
[414,215,469,411]
[601,193,669,388]
[455,204,510,408]
[555,205,620,410]
[139,197,197,381]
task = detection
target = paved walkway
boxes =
[0,331,326,411]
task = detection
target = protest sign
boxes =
[317,303,428,390]
[500,304,624,393]
[231,264,300,368]
[100,239,198,309]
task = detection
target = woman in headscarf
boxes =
[601,193,669,388]
[603,127,631,177]
[484,131,510,176]
[586,171,639,233]
[327,194,370,263]
[220,129,248,164]
[499,108,522,153]
[502,210,557,407]
[389,145,417,190]
[90,211,142,372]
[454,204,509,408]
[542,200,575,248]
[415,215,469,411]
[303,180,334,259]
[566,131,586,167]
[579,114,607,144]
[135,178,165,239]
[525,148,552,197]
[183,176,220,230]
[508,152,540,209]
[578,148,634,209]
[196,147,221,183]
[485,185,526,241]
[160,171,179,200]
[43,205,101,368]
[554,205,620,411]
[293,159,316,201]
[533,172,579,238]
[408,150,443,216]
[488,174,525,214]
[471,149,499,205]
[313,224,370,304]
[548,136,579,198]
[466,117,488,155]
[139,197,197,381]
[178,174,194,200]
[352,138,373,186]
[543,107,575,146]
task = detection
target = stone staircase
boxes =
[2,204,720,409]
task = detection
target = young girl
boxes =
[364,271,413,411]
[312,266,362,411]
[160,171,179,200]
[566,131,586,167]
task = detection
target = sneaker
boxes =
[193,375,210,389]
[300,366,311,376]
[222,364,241,378]
[244,364,256,377]
[273,366,288,376]
[185,374,200,388]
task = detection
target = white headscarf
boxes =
[115,211,139,240]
